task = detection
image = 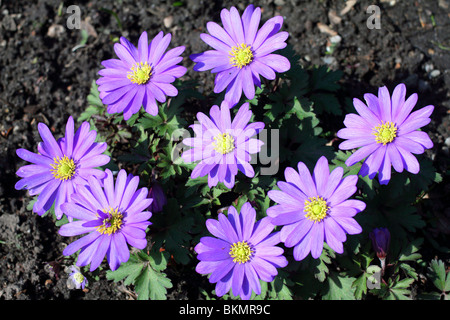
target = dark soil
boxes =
[1,0,448,300]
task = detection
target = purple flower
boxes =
[67,265,88,290]
[337,83,434,185]
[148,181,167,213]
[15,116,110,219]
[58,169,153,271]
[267,156,366,261]
[195,202,288,300]
[190,4,290,107]
[369,227,390,259]
[97,31,187,120]
[181,101,264,189]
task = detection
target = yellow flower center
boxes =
[304,196,329,223]
[373,121,397,145]
[212,133,235,154]
[127,61,152,85]
[50,155,76,181]
[229,43,253,68]
[230,241,253,264]
[96,207,123,235]
[73,272,85,284]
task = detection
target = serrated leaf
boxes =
[151,198,193,264]
[310,65,342,92]
[398,238,423,262]
[428,259,449,292]
[106,250,172,300]
[135,262,172,300]
[106,254,145,286]
[352,273,368,299]
[310,92,342,115]
[390,278,415,300]
[322,272,356,300]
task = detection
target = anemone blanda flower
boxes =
[15,116,110,220]
[190,4,290,107]
[195,202,288,300]
[67,265,88,290]
[337,83,434,185]
[97,31,187,120]
[58,169,153,271]
[267,156,366,261]
[181,101,264,189]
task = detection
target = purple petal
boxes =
[333,217,362,235]
[396,145,420,174]
[206,21,235,47]
[62,231,100,256]
[322,166,344,200]
[38,123,63,159]
[241,67,255,100]
[353,98,380,128]
[255,54,290,73]
[90,236,111,271]
[327,175,358,207]
[292,232,313,261]
[313,156,329,195]
[284,219,314,248]
[245,6,261,44]
[310,222,325,259]
[59,220,96,237]
[229,6,245,44]
[393,93,417,125]
[138,31,149,62]
[345,143,380,167]
[16,148,52,166]
[114,43,136,67]
[397,105,433,135]
[363,93,381,118]
[391,83,406,121]
[378,86,392,122]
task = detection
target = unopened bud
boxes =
[369,227,390,259]
[148,182,167,213]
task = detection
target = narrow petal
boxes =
[378,86,392,122]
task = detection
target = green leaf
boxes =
[268,271,294,300]
[79,80,105,122]
[398,238,423,262]
[106,250,172,300]
[310,92,342,116]
[428,259,449,293]
[136,252,173,300]
[310,65,342,92]
[322,272,356,300]
[151,198,194,264]
[388,277,415,300]
[106,254,145,286]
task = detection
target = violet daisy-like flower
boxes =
[58,169,153,271]
[195,202,288,300]
[190,4,290,107]
[67,265,88,290]
[337,83,434,185]
[15,116,110,219]
[267,156,366,261]
[181,101,264,189]
[97,31,187,120]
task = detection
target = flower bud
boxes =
[148,182,167,213]
[369,227,390,259]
